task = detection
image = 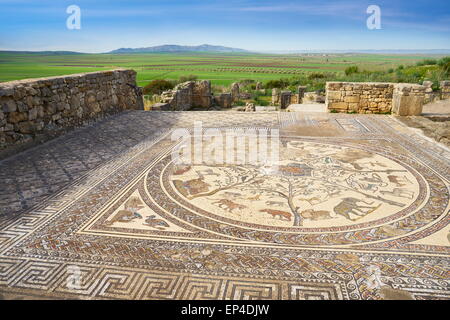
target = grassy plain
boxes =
[0,51,443,87]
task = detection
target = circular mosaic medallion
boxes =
[145,140,447,246]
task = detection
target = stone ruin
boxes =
[214,93,232,108]
[157,80,212,111]
[271,86,324,108]
[153,80,240,111]
[423,80,450,104]
[152,79,449,114]
[440,80,450,100]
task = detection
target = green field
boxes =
[0,51,444,87]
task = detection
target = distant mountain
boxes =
[109,44,248,54]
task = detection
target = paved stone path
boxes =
[0,111,449,300]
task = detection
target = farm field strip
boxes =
[0,52,444,86]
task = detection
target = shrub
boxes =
[437,56,450,67]
[344,66,359,76]
[143,79,174,95]
[265,79,289,89]
[308,72,326,79]
[240,79,256,86]
[438,57,450,75]
[417,59,437,66]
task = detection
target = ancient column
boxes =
[231,82,240,102]
[271,88,280,105]
[280,91,292,109]
[297,86,307,104]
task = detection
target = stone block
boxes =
[327,91,341,100]
[328,102,348,110]
[344,96,360,103]
[8,111,27,123]
[2,99,17,113]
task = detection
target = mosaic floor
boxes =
[0,111,449,300]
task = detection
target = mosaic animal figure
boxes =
[299,209,334,221]
[106,210,142,226]
[212,199,247,213]
[247,194,261,201]
[298,196,322,205]
[360,173,383,184]
[387,175,412,187]
[181,178,211,195]
[172,165,191,175]
[265,200,285,207]
[105,197,145,226]
[333,197,380,221]
[144,215,170,230]
[380,188,414,199]
[259,209,292,221]
[354,173,388,191]
[196,169,220,178]
[332,149,373,170]
[222,192,243,199]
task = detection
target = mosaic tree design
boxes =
[172,142,415,227]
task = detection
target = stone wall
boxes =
[326,82,425,115]
[0,69,143,156]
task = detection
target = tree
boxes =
[143,79,174,95]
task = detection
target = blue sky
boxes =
[0,0,449,52]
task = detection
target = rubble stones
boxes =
[441,81,450,99]
[245,102,255,112]
[303,92,325,104]
[214,93,233,108]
